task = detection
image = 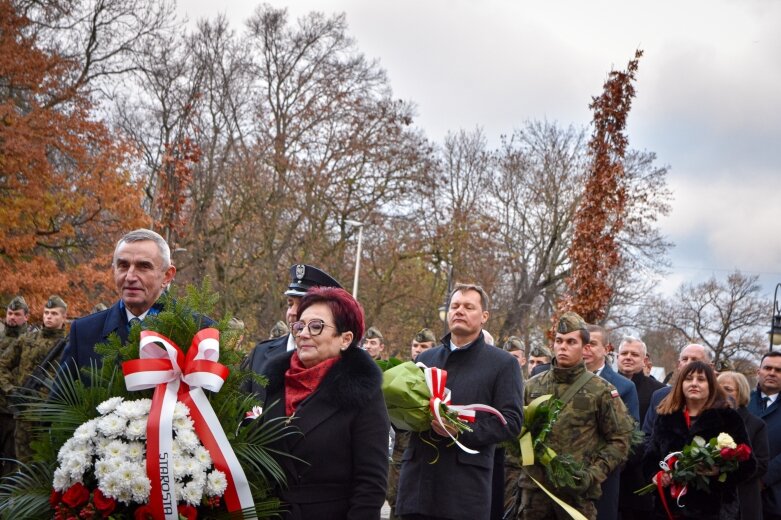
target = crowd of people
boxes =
[1,227,780,520]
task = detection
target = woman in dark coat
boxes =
[643,361,756,519]
[718,371,770,520]
[262,287,390,520]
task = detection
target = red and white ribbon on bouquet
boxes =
[123,328,254,520]
[416,362,507,454]
[655,451,685,520]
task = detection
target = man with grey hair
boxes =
[642,343,712,438]
[60,228,178,370]
[617,336,665,520]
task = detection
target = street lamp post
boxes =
[769,283,781,351]
[345,220,364,299]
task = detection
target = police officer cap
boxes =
[557,311,588,335]
[285,264,342,297]
[45,295,68,310]
[414,328,436,343]
[7,295,28,312]
[530,344,553,358]
[365,326,383,341]
[270,320,289,338]
[503,336,524,352]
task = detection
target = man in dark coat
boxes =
[616,336,665,520]
[396,284,524,520]
[748,351,781,520]
[242,264,341,401]
[60,228,180,371]
[584,325,639,520]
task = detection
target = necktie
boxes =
[128,317,142,331]
[762,396,771,411]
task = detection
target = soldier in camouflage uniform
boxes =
[516,312,634,520]
[386,327,437,520]
[0,295,68,465]
[0,296,38,340]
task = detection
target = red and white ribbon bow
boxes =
[416,362,507,454]
[123,328,254,519]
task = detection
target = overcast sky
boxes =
[182,0,781,306]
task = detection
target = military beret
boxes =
[503,336,524,352]
[285,264,342,297]
[45,295,67,310]
[270,320,289,338]
[228,317,245,330]
[557,311,588,335]
[365,326,383,341]
[529,344,553,358]
[7,295,28,312]
[414,328,436,344]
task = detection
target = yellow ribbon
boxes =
[518,394,587,520]
[524,470,589,520]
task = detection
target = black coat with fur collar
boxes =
[262,346,390,520]
[642,406,756,519]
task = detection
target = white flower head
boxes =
[97,397,124,415]
[73,419,98,442]
[116,399,148,420]
[193,446,212,467]
[692,436,707,447]
[126,418,147,440]
[173,401,191,420]
[716,432,737,450]
[126,441,145,461]
[173,414,194,432]
[176,428,200,452]
[130,475,151,502]
[206,470,228,496]
[52,467,73,491]
[97,413,127,438]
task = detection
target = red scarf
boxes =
[285,352,340,416]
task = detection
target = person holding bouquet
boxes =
[643,361,756,519]
[261,286,390,519]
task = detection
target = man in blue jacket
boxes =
[748,351,781,520]
[584,324,639,520]
[396,284,524,520]
[60,228,179,372]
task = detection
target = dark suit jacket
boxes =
[396,333,524,520]
[642,385,671,439]
[595,364,640,520]
[749,388,781,515]
[241,334,290,402]
[59,301,129,371]
[263,347,390,520]
[619,371,666,513]
[737,405,769,520]
[59,299,213,373]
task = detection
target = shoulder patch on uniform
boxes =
[610,389,619,398]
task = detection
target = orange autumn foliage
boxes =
[0,0,149,319]
[558,50,644,325]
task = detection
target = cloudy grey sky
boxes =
[182,0,781,303]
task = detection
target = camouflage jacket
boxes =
[0,327,65,393]
[521,361,634,500]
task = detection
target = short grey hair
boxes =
[113,228,172,268]
[618,335,647,357]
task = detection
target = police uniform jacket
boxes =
[262,346,390,520]
[396,332,524,520]
[749,387,781,516]
[241,333,290,402]
[522,361,634,502]
[643,405,756,519]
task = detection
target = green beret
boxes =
[503,336,524,352]
[530,344,553,358]
[365,326,383,341]
[7,295,28,312]
[45,295,67,310]
[557,311,587,335]
[270,320,288,338]
[414,328,436,343]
